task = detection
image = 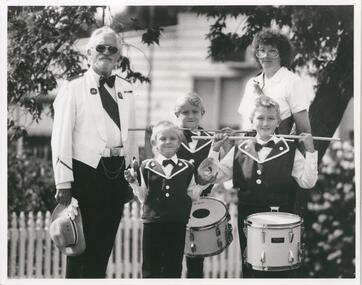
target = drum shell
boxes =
[184,197,232,257]
[245,212,303,271]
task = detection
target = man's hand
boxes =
[55,188,72,205]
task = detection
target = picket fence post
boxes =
[44,211,52,278]
[19,212,26,278]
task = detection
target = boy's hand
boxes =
[212,132,229,152]
[298,133,315,153]
[124,169,136,183]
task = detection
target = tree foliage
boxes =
[193,6,354,160]
[8,6,98,138]
[7,6,158,138]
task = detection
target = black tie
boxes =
[98,77,121,130]
[99,75,116,88]
[162,159,175,167]
[255,140,275,152]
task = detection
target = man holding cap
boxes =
[51,26,138,278]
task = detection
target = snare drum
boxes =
[184,197,233,257]
[245,211,303,271]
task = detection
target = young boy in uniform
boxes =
[124,121,207,278]
[174,92,232,278]
[209,96,318,278]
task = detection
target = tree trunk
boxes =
[309,34,353,162]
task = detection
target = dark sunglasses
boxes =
[95,44,119,54]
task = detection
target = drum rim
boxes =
[187,214,229,230]
[246,212,303,228]
[245,262,301,271]
[187,196,229,229]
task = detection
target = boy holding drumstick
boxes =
[208,96,318,278]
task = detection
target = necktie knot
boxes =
[162,159,175,167]
[99,75,116,88]
[255,140,275,152]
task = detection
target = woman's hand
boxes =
[55,188,72,205]
[298,133,315,153]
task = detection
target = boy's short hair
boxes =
[150,121,184,143]
[174,92,205,116]
[250,96,281,123]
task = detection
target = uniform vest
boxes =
[177,128,213,196]
[232,139,297,207]
[140,158,194,223]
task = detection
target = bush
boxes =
[303,140,355,278]
[8,139,57,214]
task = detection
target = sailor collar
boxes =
[181,129,212,153]
[145,157,189,179]
[238,136,290,164]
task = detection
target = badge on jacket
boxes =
[90,88,97,95]
[117,92,123,99]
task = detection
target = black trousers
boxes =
[142,222,187,278]
[65,157,133,278]
[238,204,299,278]
[186,256,204,278]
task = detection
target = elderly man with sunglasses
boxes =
[51,26,138,278]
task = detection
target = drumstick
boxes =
[191,135,340,142]
[128,127,249,133]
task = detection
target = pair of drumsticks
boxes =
[128,128,340,142]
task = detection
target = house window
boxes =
[193,74,254,130]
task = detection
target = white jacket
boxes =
[51,69,138,188]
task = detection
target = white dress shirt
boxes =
[238,67,312,131]
[89,68,123,148]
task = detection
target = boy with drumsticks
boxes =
[124,121,208,278]
[174,92,233,278]
[206,95,318,278]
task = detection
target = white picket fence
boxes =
[8,201,242,278]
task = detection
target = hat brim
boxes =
[50,203,86,256]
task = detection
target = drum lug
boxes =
[298,242,305,261]
[270,206,279,212]
[190,243,197,253]
[217,239,223,248]
[262,228,266,243]
[289,229,294,243]
[227,223,233,244]
[215,226,221,236]
[260,251,266,264]
[190,230,194,242]
[288,250,294,263]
